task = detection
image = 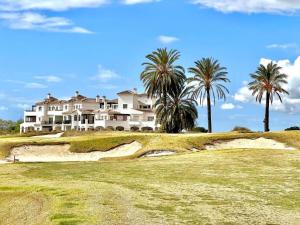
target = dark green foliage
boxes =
[155,85,198,133]
[140,48,190,133]
[0,119,23,134]
[285,126,300,131]
[232,126,252,133]
[191,127,208,133]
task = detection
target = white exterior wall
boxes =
[21,91,159,133]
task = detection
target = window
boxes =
[148,116,154,121]
[64,105,68,110]
[123,104,128,109]
[38,106,42,111]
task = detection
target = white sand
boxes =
[6,141,142,163]
[205,137,296,150]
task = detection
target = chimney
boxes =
[47,93,51,99]
[96,95,100,103]
[75,91,79,97]
[132,88,137,94]
[102,96,107,109]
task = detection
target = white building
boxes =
[20,89,158,133]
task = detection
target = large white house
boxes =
[20,89,158,133]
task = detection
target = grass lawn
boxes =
[0,131,300,224]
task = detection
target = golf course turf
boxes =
[0,131,300,224]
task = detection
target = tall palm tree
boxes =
[155,84,198,133]
[248,62,289,132]
[140,48,186,130]
[188,58,230,133]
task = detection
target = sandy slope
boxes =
[205,137,296,150]
[32,132,64,139]
[6,141,142,163]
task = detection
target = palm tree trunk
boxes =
[163,88,167,132]
[264,92,270,132]
[207,88,212,133]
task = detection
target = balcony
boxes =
[63,120,72,124]
[41,121,53,125]
[81,120,95,125]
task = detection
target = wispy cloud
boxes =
[25,82,47,89]
[122,0,160,5]
[15,103,31,110]
[6,79,47,89]
[221,103,235,110]
[34,75,62,82]
[0,0,160,33]
[158,35,179,44]
[266,43,298,50]
[90,65,120,82]
[0,12,93,33]
[0,0,110,11]
[0,106,8,111]
[192,0,300,14]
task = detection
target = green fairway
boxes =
[0,132,300,224]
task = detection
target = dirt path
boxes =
[6,141,142,163]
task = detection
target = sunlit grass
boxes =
[0,146,300,224]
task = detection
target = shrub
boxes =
[116,126,125,131]
[285,126,300,131]
[232,126,252,133]
[191,127,208,133]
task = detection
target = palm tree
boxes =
[140,48,186,130]
[248,62,289,132]
[188,58,230,133]
[155,84,198,133]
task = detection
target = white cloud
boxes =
[122,0,159,4]
[192,0,300,14]
[221,103,235,110]
[234,86,253,103]
[234,56,300,114]
[267,43,298,50]
[34,75,62,82]
[0,12,92,33]
[90,65,120,82]
[0,0,109,11]
[158,35,179,44]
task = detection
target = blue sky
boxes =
[1,0,300,131]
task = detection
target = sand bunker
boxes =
[6,141,142,163]
[142,150,176,157]
[205,137,296,150]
